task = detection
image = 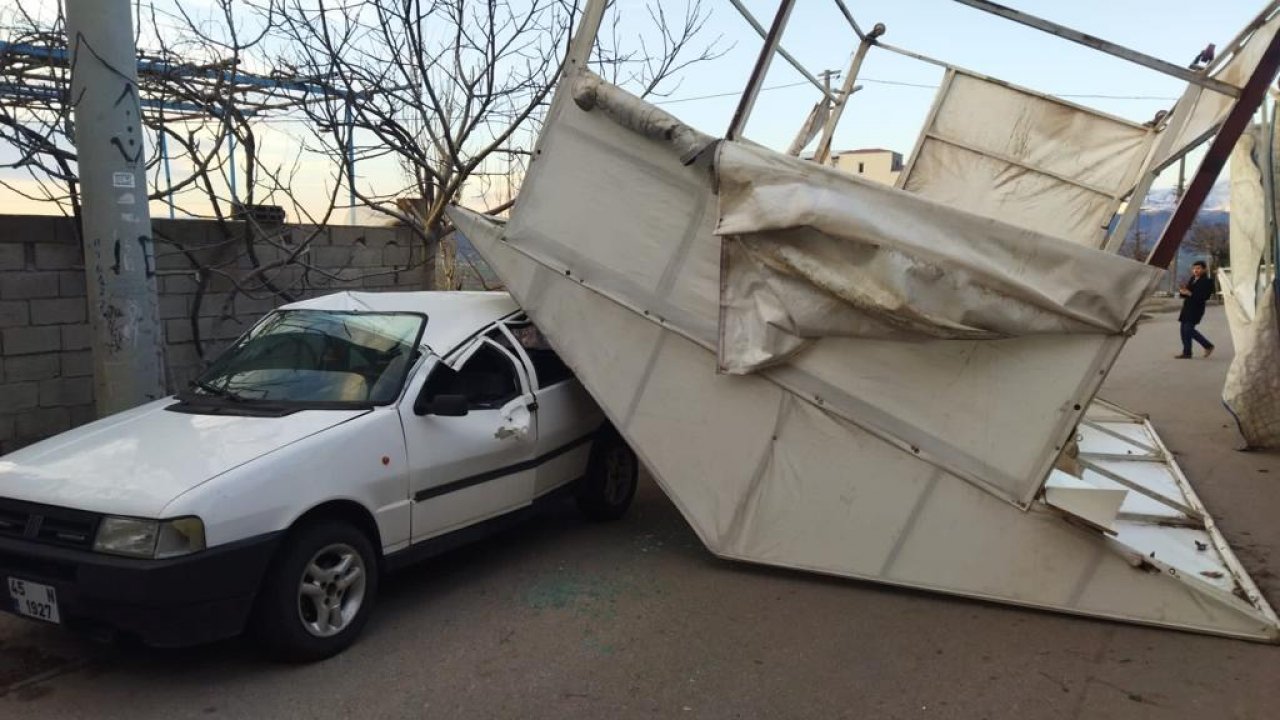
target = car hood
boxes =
[0,399,367,518]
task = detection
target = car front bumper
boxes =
[0,532,281,647]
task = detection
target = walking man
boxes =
[1176,260,1215,359]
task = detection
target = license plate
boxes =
[7,577,61,624]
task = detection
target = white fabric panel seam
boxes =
[499,223,1045,507]
[877,469,944,577]
[896,69,955,190]
[620,331,669,429]
[1064,541,1108,609]
[721,393,790,550]
[923,131,1122,198]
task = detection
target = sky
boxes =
[0,0,1274,220]
[663,0,1269,156]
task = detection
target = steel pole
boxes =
[159,127,174,219]
[814,24,884,165]
[952,0,1240,97]
[1262,100,1277,281]
[727,0,798,140]
[64,0,166,416]
[346,99,356,224]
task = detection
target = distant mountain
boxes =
[1141,180,1231,213]
[1119,181,1230,279]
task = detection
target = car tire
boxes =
[251,520,379,662]
[576,425,639,522]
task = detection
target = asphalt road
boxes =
[1,305,1277,719]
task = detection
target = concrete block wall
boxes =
[0,216,95,453]
[0,215,433,454]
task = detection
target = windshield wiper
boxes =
[190,379,245,402]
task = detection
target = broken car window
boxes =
[190,310,425,405]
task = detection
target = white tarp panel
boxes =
[451,206,1280,642]
[717,141,1162,372]
[1159,13,1280,167]
[1220,126,1280,447]
[1221,279,1280,447]
[1227,128,1269,316]
[449,65,1279,641]
[503,72,1157,507]
[901,71,1153,246]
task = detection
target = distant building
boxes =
[826,148,903,186]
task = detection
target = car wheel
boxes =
[576,426,639,522]
[252,520,379,662]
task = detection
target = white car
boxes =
[0,291,639,660]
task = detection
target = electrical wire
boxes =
[653,76,1179,105]
[653,80,810,105]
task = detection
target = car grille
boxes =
[0,497,100,550]
[0,548,77,581]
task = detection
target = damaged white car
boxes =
[0,291,638,660]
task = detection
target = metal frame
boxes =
[565,0,609,72]
[726,0,837,103]
[893,65,1151,226]
[727,0,797,140]
[1134,403,1279,622]
[1079,417,1160,456]
[1094,123,1160,251]
[1102,88,1204,252]
[832,0,866,39]
[895,69,955,190]
[450,2,1280,641]
[1077,458,1204,520]
[567,0,1280,273]
[1206,0,1280,75]
[813,25,883,164]
[952,0,1240,97]
[1148,28,1280,267]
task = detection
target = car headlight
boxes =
[94,516,206,559]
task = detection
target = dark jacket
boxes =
[1178,274,1214,324]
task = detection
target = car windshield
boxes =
[190,310,426,405]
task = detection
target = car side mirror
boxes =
[416,393,469,417]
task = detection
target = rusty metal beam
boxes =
[727,0,797,140]
[1148,30,1280,268]
[952,0,1241,98]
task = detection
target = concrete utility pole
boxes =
[64,0,166,416]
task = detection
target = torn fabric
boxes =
[1220,125,1280,448]
[572,70,716,164]
[715,141,1164,373]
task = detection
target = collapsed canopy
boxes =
[715,141,1162,372]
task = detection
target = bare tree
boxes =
[1184,220,1230,272]
[0,0,433,360]
[0,5,80,219]
[2,0,723,356]
[271,0,725,289]
[1119,223,1151,262]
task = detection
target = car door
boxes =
[399,334,538,542]
[497,319,604,498]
